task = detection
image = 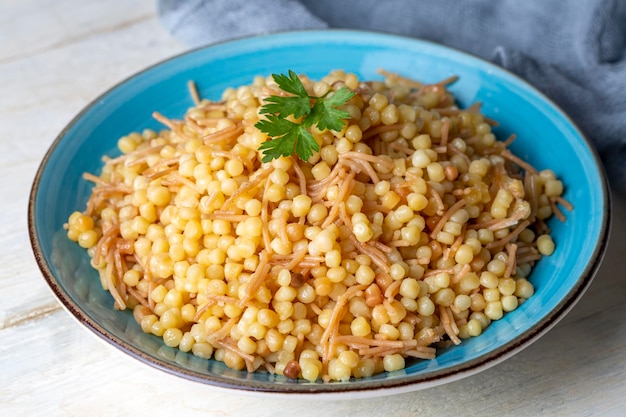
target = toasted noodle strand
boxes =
[349,235,390,274]
[429,199,466,239]
[427,185,446,215]
[440,118,450,148]
[439,306,461,345]
[239,250,271,307]
[505,243,518,278]
[292,159,308,197]
[321,284,368,364]
[486,220,531,249]
[549,197,567,222]
[500,149,538,175]
[377,69,424,88]
[64,69,572,383]
[221,164,274,210]
[203,124,243,144]
[361,123,403,140]
[152,111,178,131]
[322,171,356,228]
[187,80,201,106]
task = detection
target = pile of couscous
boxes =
[65,69,570,382]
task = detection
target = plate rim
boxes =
[27,29,612,397]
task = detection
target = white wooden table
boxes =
[2,1,625,415]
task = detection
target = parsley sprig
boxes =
[255,70,355,163]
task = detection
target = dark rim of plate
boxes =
[27,29,612,395]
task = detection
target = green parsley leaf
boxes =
[307,87,355,131]
[292,125,320,162]
[272,70,309,97]
[259,70,311,119]
[255,114,298,139]
[256,115,319,163]
[259,95,311,120]
[255,70,355,162]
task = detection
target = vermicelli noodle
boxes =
[65,69,570,382]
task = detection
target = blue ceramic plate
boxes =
[29,30,610,398]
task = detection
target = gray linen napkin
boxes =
[158,0,626,193]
